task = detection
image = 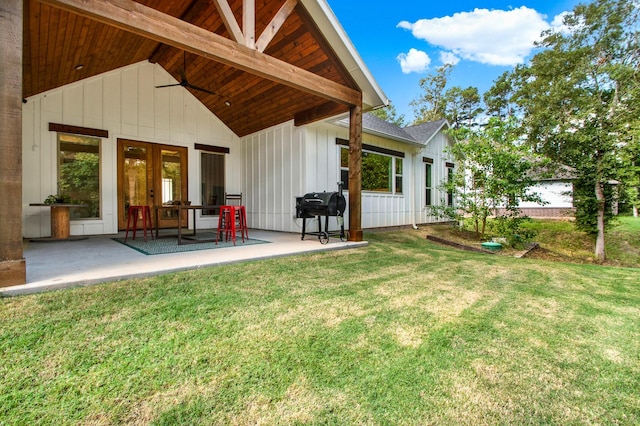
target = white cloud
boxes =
[550,11,575,34]
[396,48,431,74]
[398,7,552,66]
[439,51,460,66]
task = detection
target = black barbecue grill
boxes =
[296,182,346,244]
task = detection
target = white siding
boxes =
[240,120,304,233]
[414,131,456,225]
[240,118,453,232]
[521,181,574,208]
[22,61,238,238]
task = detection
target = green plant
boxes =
[489,214,538,248]
[43,194,65,204]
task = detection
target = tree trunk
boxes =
[633,205,638,218]
[595,181,606,262]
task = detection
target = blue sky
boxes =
[326,0,583,123]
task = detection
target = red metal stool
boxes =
[125,205,153,242]
[216,205,248,245]
[236,205,249,240]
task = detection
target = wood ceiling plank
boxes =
[35,0,362,107]
[294,101,346,126]
[295,3,358,90]
[23,0,34,96]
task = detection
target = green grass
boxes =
[2,230,639,424]
[522,216,640,267]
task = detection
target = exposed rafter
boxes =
[256,0,298,52]
[243,0,255,49]
[212,0,244,44]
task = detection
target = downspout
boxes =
[411,151,419,230]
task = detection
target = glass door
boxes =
[155,147,188,228]
[117,139,188,230]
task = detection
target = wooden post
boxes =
[348,103,363,242]
[0,0,26,286]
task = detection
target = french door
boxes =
[117,139,188,230]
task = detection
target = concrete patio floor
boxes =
[1,230,367,296]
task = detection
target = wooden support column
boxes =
[0,0,26,286]
[348,103,363,242]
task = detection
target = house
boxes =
[518,165,620,219]
[518,165,577,219]
[319,114,456,230]
[1,0,455,287]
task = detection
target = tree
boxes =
[510,0,640,262]
[410,64,484,127]
[483,71,517,119]
[443,86,483,129]
[410,64,453,124]
[371,101,406,127]
[434,117,544,242]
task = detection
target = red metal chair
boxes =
[216,205,248,245]
[125,205,153,242]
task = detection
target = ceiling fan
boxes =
[155,52,216,95]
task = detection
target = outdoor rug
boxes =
[112,232,269,255]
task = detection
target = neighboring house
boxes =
[518,165,577,219]
[518,165,619,219]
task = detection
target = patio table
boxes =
[154,205,221,245]
[29,203,88,241]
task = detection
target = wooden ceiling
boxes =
[23,0,361,136]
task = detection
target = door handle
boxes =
[150,189,154,198]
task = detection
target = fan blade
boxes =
[155,83,182,89]
[185,83,217,95]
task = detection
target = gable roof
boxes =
[403,119,450,145]
[333,114,450,148]
[22,0,387,137]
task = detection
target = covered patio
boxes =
[1,229,367,296]
[0,0,388,287]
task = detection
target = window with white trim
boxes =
[447,165,455,206]
[425,162,433,206]
[340,147,404,194]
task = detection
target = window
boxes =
[340,147,403,194]
[395,158,403,194]
[58,133,100,219]
[340,147,349,189]
[447,166,454,206]
[201,152,225,216]
[425,163,432,206]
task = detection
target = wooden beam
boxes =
[243,0,255,49]
[256,0,297,53]
[49,122,108,138]
[212,0,244,45]
[37,0,361,106]
[0,0,27,286]
[294,101,348,126]
[148,0,211,64]
[348,103,363,242]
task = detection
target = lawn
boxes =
[1,227,639,424]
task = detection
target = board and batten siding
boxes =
[240,121,305,233]
[415,130,456,225]
[240,117,456,233]
[22,61,238,238]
